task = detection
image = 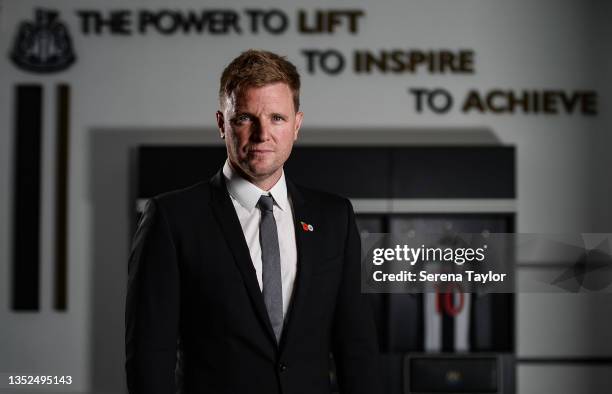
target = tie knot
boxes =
[257,195,274,212]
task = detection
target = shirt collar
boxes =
[222,160,290,213]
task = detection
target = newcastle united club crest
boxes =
[10,9,76,73]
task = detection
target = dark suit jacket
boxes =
[125,170,381,394]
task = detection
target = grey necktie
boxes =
[257,195,283,342]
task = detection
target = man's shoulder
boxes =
[291,181,353,213]
[151,179,212,213]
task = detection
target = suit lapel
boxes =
[209,171,278,346]
[208,171,319,354]
[279,179,316,353]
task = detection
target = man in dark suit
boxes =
[125,49,381,394]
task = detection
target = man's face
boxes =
[217,82,303,188]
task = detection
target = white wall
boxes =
[1,0,611,393]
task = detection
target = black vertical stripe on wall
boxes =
[11,85,43,311]
[54,84,70,310]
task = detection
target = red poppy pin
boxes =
[300,221,314,232]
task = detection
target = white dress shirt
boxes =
[222,160,297,319]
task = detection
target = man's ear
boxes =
[216,111,225,139]
[293,111,304,140]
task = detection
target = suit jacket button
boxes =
[279,363,288,372]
